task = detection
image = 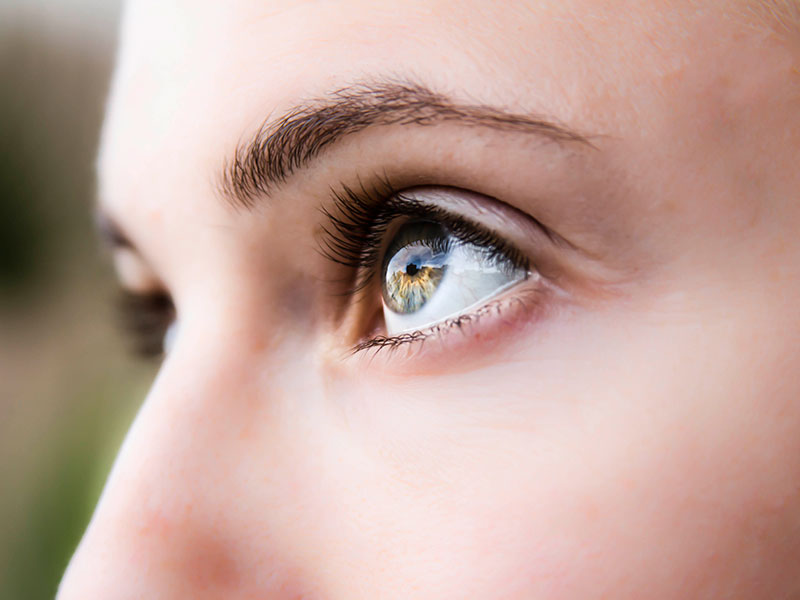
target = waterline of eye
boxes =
[383,270,534,335]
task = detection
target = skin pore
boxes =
[59,1,800,598]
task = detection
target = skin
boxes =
[59,1,800,598]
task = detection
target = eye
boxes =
[381,220,528,334]
[117,290,176,359]
[320,183,554,355]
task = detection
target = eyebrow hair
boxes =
[219,80,593,210]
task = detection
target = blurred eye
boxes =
[381,220,527,334]
[117,290,175,358]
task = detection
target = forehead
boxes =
[97,0,783,226]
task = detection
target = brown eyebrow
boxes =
[219,80,594,210]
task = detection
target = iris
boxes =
[382,222,448,314]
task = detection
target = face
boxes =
[59,1,800,598]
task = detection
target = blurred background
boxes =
[1,1,156,597]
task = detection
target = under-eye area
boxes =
[353,286,549,356]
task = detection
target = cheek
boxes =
[79,278,799,600]
[303,295,800,598]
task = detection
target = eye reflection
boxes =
[380,220,527,334]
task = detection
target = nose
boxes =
[56,341,314,599]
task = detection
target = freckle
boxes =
[249,337,267,354]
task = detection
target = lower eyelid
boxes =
[347,281,554,372]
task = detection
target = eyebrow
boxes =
[219,80,593,210]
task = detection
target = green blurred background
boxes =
[1,2,155,598]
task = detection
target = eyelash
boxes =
[320,178,533,351]
[320,178,530,296]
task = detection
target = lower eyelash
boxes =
[350,284,541,357]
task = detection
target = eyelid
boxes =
[112,248,165,294]
[397,188,623,302]
[96,209,173,297]
[397,187,553,249]
[321,182,560,292]
[381,187,564,281]
[349,284,554,371]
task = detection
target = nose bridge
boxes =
[57,343,305,599]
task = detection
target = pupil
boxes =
[406,263,419,276]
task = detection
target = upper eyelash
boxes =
[318,176,405,292]
[319,178,530,296]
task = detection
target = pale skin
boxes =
[58,1,800,598]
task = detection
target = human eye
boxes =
[95,213,178,360]
[117,289,177,359]
[321,183,560,358]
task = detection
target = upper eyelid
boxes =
[320,184,537,294]
[378,202,531,272]
[94,210,171,297]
